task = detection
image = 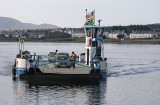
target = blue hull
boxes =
[100,69,107,76]
[16,67,26,75]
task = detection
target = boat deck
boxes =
[30,60,92,74]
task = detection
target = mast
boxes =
[18,35,25,57]
[94,9,95,26]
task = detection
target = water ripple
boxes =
[108,67,160,77]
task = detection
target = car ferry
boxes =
[12,10,107,82]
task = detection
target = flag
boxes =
[85,10,95,26]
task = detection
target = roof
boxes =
[83,25,107,28]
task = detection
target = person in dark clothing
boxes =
[55,50,58,54]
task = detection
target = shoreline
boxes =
[104,39,160,44]
[0,39,160,44]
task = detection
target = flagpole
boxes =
[86,9,87,16]
[85,9,88,26]
[85,9,87,22]
[94,9,95,25]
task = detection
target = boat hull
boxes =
[19,73,101,85]
[16,67,26,75]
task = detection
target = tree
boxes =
[158,33,160,38]
[117,34,125,39]
[0,34,5,38]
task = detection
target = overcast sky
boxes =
[0,0,160,28]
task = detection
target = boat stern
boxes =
[16,58,27,75]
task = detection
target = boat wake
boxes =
[107,66,160,77]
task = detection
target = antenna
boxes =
[85,9,87,16]
[98,19,102,26]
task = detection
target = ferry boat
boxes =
[12,10,107,82]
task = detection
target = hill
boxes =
[0,16,59,30]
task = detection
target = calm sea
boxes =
[0,42,160,105]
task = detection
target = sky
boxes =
[0,0,160,28]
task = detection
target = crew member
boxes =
[71,51,77,60]
[71,51,77,68]
[55,50,58,54]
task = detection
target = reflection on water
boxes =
[12,77,107,105]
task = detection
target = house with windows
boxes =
[66,28,85,38]
[108,30,127,39]
[130,31,154,39]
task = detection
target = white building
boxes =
[4,34,10,37]
[66,28,85,38]
[72,32,85,38]
[108,30,126,39]
[103,32,109,38]
[130,31,154,39]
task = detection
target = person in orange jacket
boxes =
[71,51,77,68]
[71,51,77,60]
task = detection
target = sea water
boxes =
[0,42,160,105]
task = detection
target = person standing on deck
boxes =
[71,51,77,68]
[55,50,58,54]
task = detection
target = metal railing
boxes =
[28,55,92,69]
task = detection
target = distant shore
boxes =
[0,38,160,44]
[104,39,160,44]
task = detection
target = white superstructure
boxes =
[83,26,107,75]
